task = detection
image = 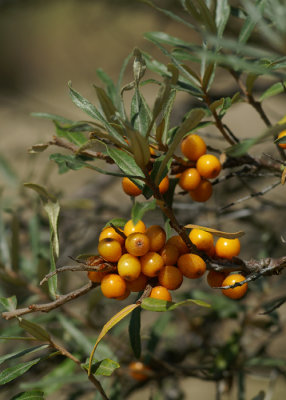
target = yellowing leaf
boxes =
[184,224,245,239]
[88,303,139,376]
[281,167,286,185]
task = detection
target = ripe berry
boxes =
[166,235,189,255]
[146,225,166,252]
[141,251,164,277]
[196,154,222,179]
[181,134,206,161]
[124,219,146,236]
[122,177,142,197]
[207,270,227,288]
[189,228,214,252]
[117,254,141,281]
[150,286,172,302]
[160,244,179,265]
[159,175,170,194]
[125,233,150,256]
[277,130,286,149]
[128,361,151,381]
[189,179,212,202]
[126,273,148,292]
[222,273,248,299]
[101,274,126,299]
[99,227,125,245]
[177,253,206,279]
[179,168,201,191]
[215,238,240,260]
[116,288,131,301]
[87,262,108,283]
[98,238,122,262]
[158,266,183,290]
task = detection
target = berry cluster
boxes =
[87,221,248,301]
[179,134,221,202]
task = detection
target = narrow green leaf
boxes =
[131,200,156,226]
[54,122,88,146]
[141,297,210,312]
[131,89,152,137]
[259,80,286,101]
[68,83,125,145]
[0,345,48,366]
[84,358,120,377]
[126,128,150,168]
[96,68,117,104]
[31,112,73,124]
[128,307,141,359]
[0,358,41,386]
[104,218,127,228]
[193,0,217,33]
[216,0,230,37]
[94,85,117,122]
[106,147,145,189]
[0,296,17,312]
[238,0,266,44]
[11,390,44,400]
[19,318,50,342]
[202,63,215,90]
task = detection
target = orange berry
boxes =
[141,251,164,277]
[222,273,248,299]
[99,227,125,246]
[179,168,201,191]
[189,179,212,202]
[189,228,214,252]
[128,361,151,381]
[160,244,179,265]
[117,254,141,281]
[158,266,183,290]
[150,286,172,302]
[101,274,126,298]
[215,238,240,260]
[122,177,142,197]
[87,263,108,283]
[124,219,146,236]
[125,233,150,256]
[159,175,170,194]
[166,235,189,255]
[126,273,148,292]
[207,270,227,288]
[98,238,122,263]
[116,288,131,301]
[181,134,206,161]
[196,154,221,179]
[177,253,206,279]
[149,146,156,155]
[146,225,166,252]
[277,130,286,149]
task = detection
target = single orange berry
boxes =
[150,286,172,302]
[124,219,146,236]
[177,253,206,279]
[166,235,189,255]
[215,238,240,260]
[189,179,212,202]
[160,243,179,265]
[189,228,214,252]
[87,260,108,282]
[122,177,142,197]
[222,273,248,299]
[146,225,166,252]
[196,154,222,179]
[99,227,125,246]
[125,233,150,257]
[117,254,141,281]
[149,146,156,155]
[116,288,131,301]
[181,134,207,161]
[158,266,183,290]
[101,274,126,299]
[159,175,170,194]
[179,168,201,191]
[207,270,227,288]
[277,130,286,149]
[126,273,148,292]
[128,361,151,381]
[98,238,122,263]
[141,251,164,277]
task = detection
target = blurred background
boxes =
[1,1,286,400]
